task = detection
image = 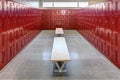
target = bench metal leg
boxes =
[54,62,66,73]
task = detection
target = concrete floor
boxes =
[0,30,120,80]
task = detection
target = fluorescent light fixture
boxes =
[54,2,78,7]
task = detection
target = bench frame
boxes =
[54,62,66,73]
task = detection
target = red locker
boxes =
[0,0,2,31]
[0,0,2,52]
[112,0,118,16]
[4,1,11,31]
[11,2,17,29]
[0,0,43,70]
[111,47,118,64]
[118,33,120,68]
[112,31,118,47]
[119,53,120,68]
[109,16,117,30]
[105,30,111,44]
[109,1,118,31]
[118,33,120,67]
[0,50,6,69]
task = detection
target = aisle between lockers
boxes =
[0,30,120,80]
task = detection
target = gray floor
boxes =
[0,30,120,80]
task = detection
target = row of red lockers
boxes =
[77,0,120,68]
[0,0,42,69]
[77,0,120,31]
[42,10,77,30]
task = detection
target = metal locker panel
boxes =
[10,1,14,29]
[118,33,120,54]
[0,1,2,52]
[105,43,111,58]
[106,29,112,44]
[24,5,27,27]
[104,16,109,29]
[19,3,22,27]
[112,0,118,16]
[18,28,21,40]
[18,40,21,51]
[118,0,120,19]
[12,30,15,44]
[118,33,120,66]
[17,3,20,27]
[118,16,120,31]
[4,1,11,31]
[1,50,6,65]
[13,42,17,55]
[102,28,106,42]
[101,40,105,53]
[10,30,13,44]
[12,2,16,29]
[6,32,10,47]
[0,33,2,52]
[3,32,8,48]
[109,1,113,16]
[112,31,118,47]
[15,29,18,43]
[109,16,117,30]
[100,28,104,40]
[19,28,22,39]
[6,46,11,62]
[118,51,120,68]
[15,42,19,54]
[10,45,14,58]
[7,31,11,46]
[111,47,118,64]
[0,1,2,33]
[116,0,119,16]
[0,51,3,69]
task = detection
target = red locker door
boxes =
[113,0,118,16]
[0,0,2,67]
[118,1,120,32]
[118,33,120,67]
[11,2,16,29]
[4,1,11,31]
[0,0,2,32]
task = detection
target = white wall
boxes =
[14,0,39,8]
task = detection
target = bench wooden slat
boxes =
[51,37,70,61]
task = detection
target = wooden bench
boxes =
[55,28,64,35]
[51,37,70,73]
